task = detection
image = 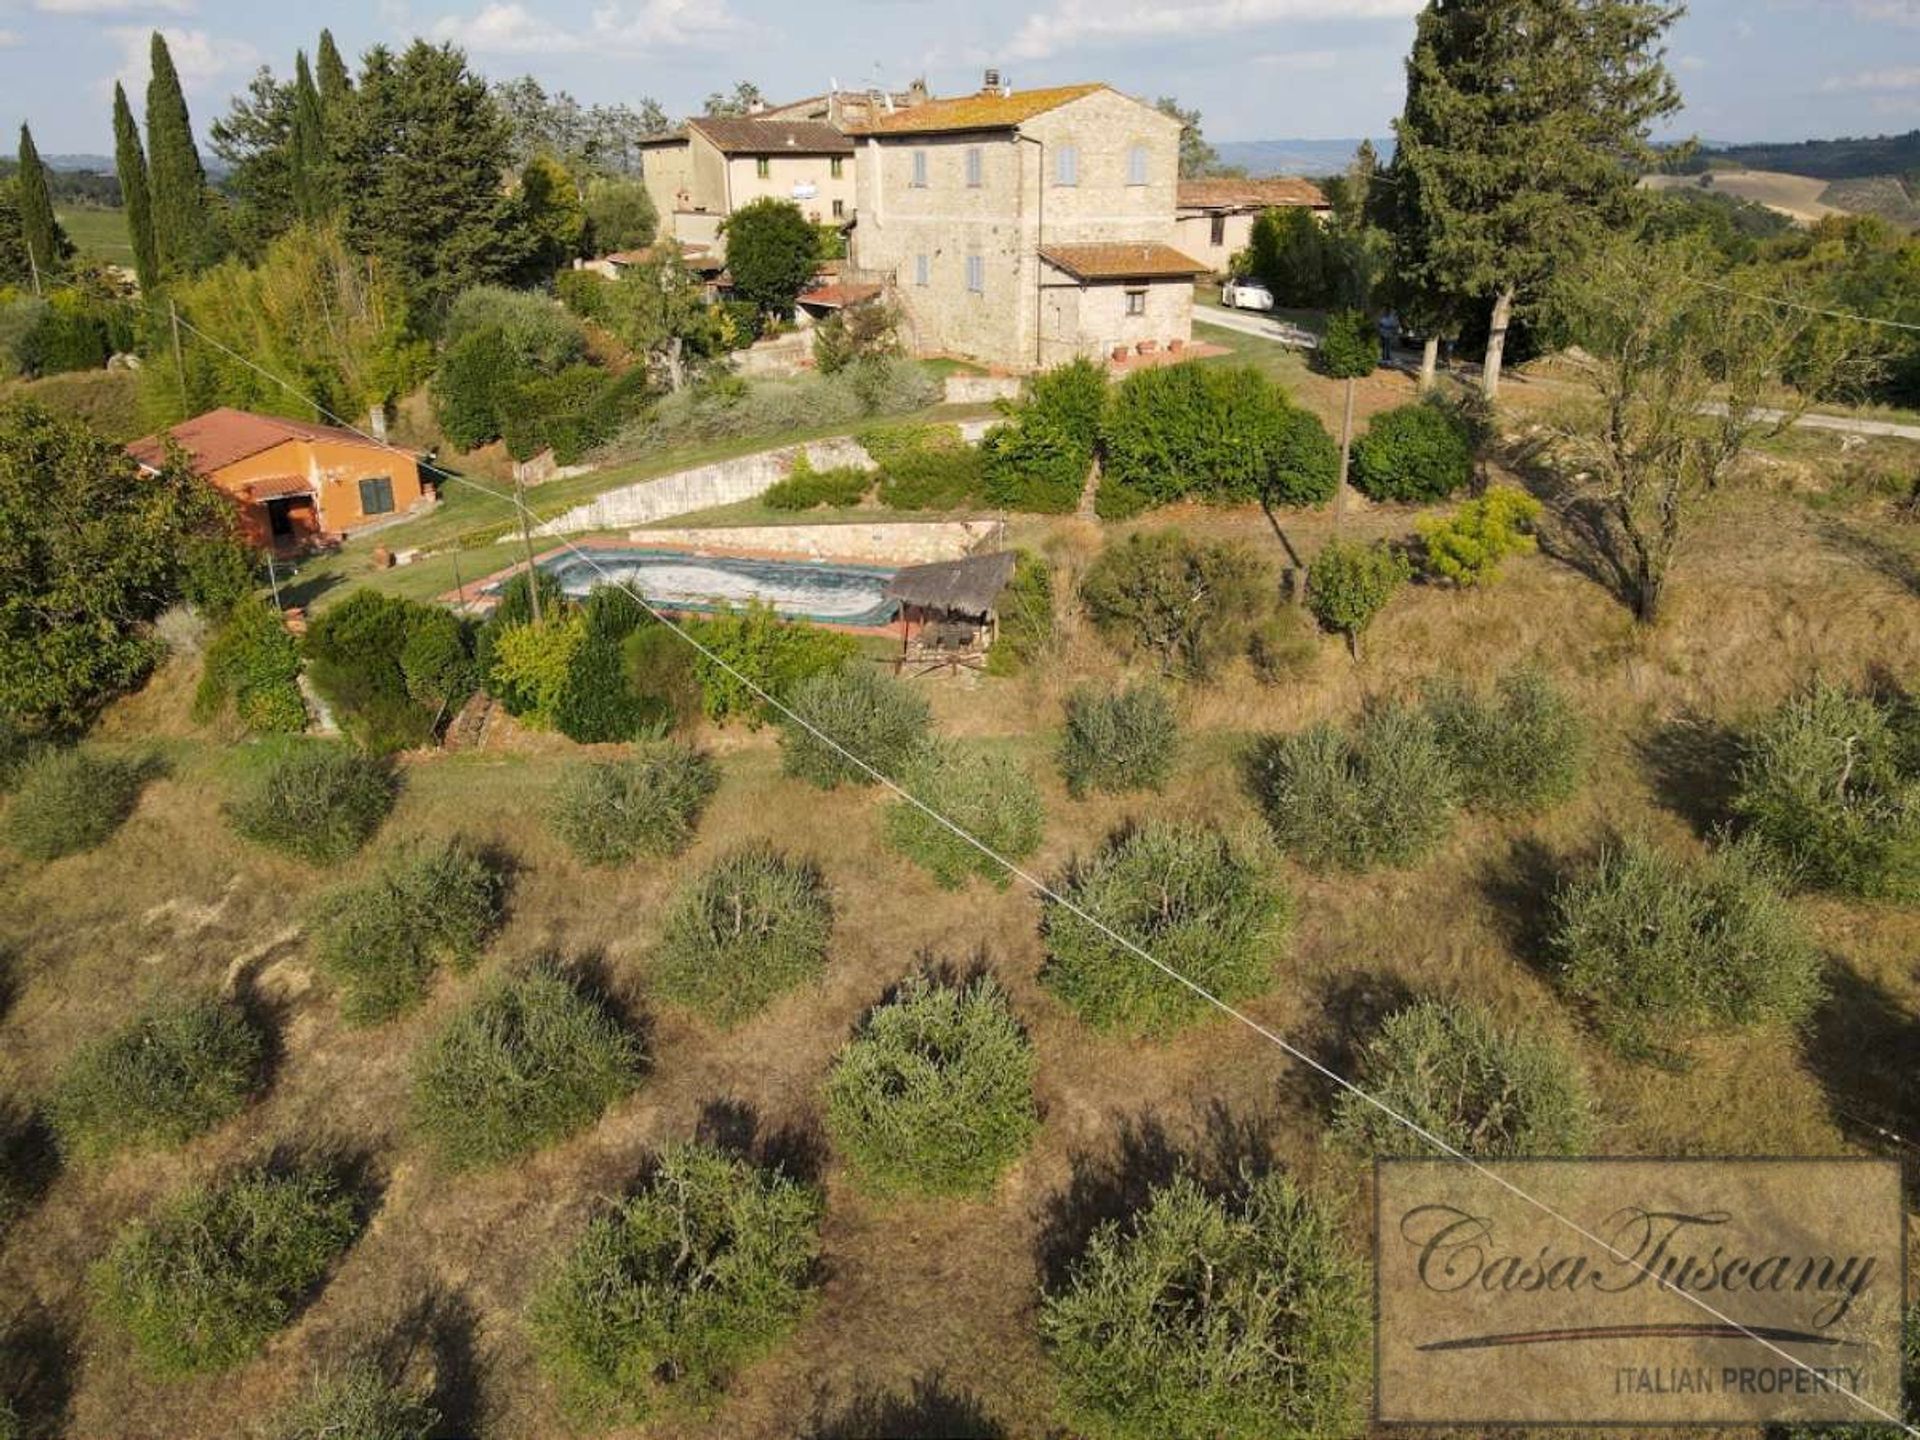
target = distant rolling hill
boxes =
[1212,137,1394,178]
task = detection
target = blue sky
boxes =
[3,0,1919,156]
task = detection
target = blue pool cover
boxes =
[513,547,902,627]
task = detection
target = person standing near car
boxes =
[1377,310,1400,364]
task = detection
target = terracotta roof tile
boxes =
[1177,177,1329,210]
[850,83,1107,136]
[239,475,318,500]
[128,407,397,475]
[798,282,883,310]
[687,117,854,154]
[1038,242,1209,281]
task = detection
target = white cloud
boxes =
[1250,48,1341,71]
[1675,54,1708,73]
[105,25,262,98]
[0,27,20,45]
[1007,0,1421,61]
[427,0,744,55]
[1848,0,1920,24]
[38,0,195,13]
[1821,65,1920,92]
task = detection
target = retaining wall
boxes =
[532,437,874,537]
[627,520,1000,563]
[943,374,1024,405]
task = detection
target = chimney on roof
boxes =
[748,98,766,114]
[982,68,1001,92]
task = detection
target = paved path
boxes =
[1198,306,1920,444]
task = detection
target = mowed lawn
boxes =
[54,206,134,266]
[2,427,1918,1437]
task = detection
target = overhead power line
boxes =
[159,305,1918,1438]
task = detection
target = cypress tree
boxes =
[112,82,161,293]
[316,30,353,119]
[15,124,63,288]
[146,30,213,275]
[290,51,328,221]
[1389,0,1682,399]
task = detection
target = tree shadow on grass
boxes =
[1635,709,1745,838]
[0,1100,58,1232]
[1297,971,1419,1118]
[1476,833,1571,977]
[1814,514,1920,599]
[1500,436,1641,614]
[693,1096,828,1188]
[380,1288,485,1440]
[802,1370,1006,1440]
[0,1301,76,1440]
[1034,1107,1281,1295]
[1803,961,1920,1208]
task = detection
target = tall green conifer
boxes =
[146,30,214,274]
[15,124,64,287]
[112,83,161,293]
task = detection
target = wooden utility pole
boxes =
[169,300,188,419]
[1334,374,1356,533]
[514,469,544,625]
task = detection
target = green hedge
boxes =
[305,592,475,752]
[1332,998,1594,1157]
[529,1143,822,1423]
[48,994,262,1160]
[763,455,872,510]
[1351,401,1474,503]
[681,604,858,724]
[553,587,655,744]
[1306,539,1409,656]
[409,964,643,1169]
[1040,822,1291,1035]
[1042,1171,1368,1440]
[824,974,1038,1195]
[650,844,833,1026]
[985,550,1054,675]
[194,599,305,734]
[91,1161,360,1375]
[981,359,1107,514]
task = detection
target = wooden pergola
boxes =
[884,552,1018,674]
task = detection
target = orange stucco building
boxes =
[129,408,428,551]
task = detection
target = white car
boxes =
[1220,278,1275,312]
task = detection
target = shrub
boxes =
[762,455,871,511]
[778,664,931,789]
[811,300,902,376]
[981,359,1106,513]
[884,743,1044,889]
[621,365,936,453]
[1549,835,1824,1054]
[1423,665,1587,816]
[824,974,1038,1195]
[226,744,397,864]
[1332,998,1594,1157]
[1268,406,1342,508]
[650,845,832,1026]
[2,747,147,860]
[490,613,586,730]
[1316,308,1377,379]
[91,1161,360,1375]
[443,286,589,372]
[1306,538,1409,657]
[1417,484,1542,585]
[305,592,471,751]
[985,550,1054,676]
[723,197,821,318]
[621,623,702,733]
[264,1359,439,1440]
[410,964,642,1169]
[1249,703,1461,871]
[682,604,858,724]
[877,444,984,511]
[475,569,564,685]
[310,840,506,1025]
[47,995,262,1161]
[501,366,646,465]
[0,715,36,792]
[1040,823,1290,1035]
[1099,365,1309,515]
[1733,682,1920,901]
[1041,1171,1367,1440]
[1246,607,1318,685]
[553,588,654,744]
[194,599,305,734]
[1352,401,1474,503]
[1059,684,1179,799]
[1081,532,1272,679]
[547,743,718,866]
[529,1143,822,1423]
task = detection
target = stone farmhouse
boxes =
[1175,176,1330,275]
[638,117,857,250]
[846,78,1206,371]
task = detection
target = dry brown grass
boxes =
[2,455,1917,1439]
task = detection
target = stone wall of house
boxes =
[530,437,875,537]
[627,519,1000,563]
[1043,277,1194,367]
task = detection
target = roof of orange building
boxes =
[849,83,1107,136]
[1039,242,1209,281]
[128,408,400,475]
[1176,177,1330,210]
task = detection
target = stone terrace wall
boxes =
[532,437,874,537]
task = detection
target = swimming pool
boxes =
[516,547,902,628]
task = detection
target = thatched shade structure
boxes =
[883,552,1017,660]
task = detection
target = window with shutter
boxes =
[756,157,770,179]
[358,476,394,516]
[830,156,843,179]
[966,146,983,187]
[911,150,928,187]
[1127,144,1147,186]
[966,255,984,294]
[1055,145,1077,186]
[915,254,930,286]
